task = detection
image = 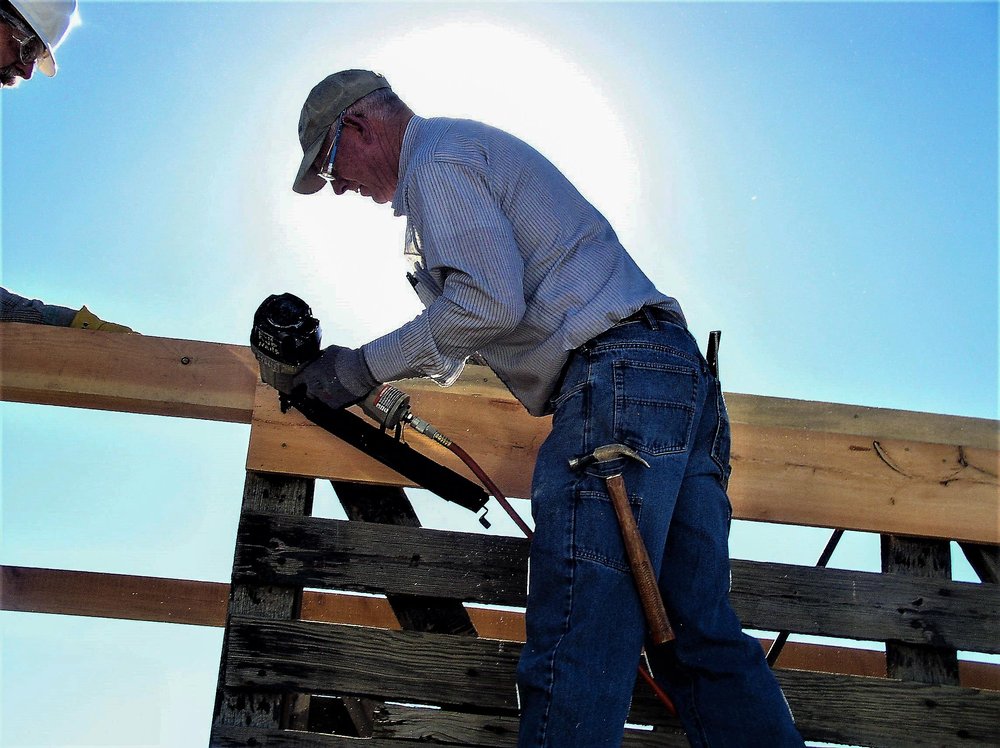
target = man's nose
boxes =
[16,60,34,80]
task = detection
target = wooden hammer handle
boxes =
[605,473,675,645]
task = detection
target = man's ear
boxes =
[342,113,372,142]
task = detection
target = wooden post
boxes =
[880,535,960,685]
[212,471,314,735]
[958,541,999,584]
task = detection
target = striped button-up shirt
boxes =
[363,116,682,416]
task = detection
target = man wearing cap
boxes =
[289,69,804,748]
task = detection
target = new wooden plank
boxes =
[225,619,1000,746]
[0,565,228,626]
[246,382,999,543]
[4,324,994,449]
[229,513,999,653]
[0,323,258,422]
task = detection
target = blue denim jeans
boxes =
[516,315,804,747]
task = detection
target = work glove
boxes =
[70,305,134,333]
[291,345,379,410]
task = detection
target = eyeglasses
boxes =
[316,115,345,183]
[0,8,46,67]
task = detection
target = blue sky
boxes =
[2,2,997,745]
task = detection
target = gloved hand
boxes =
[70,305,134,333]
[291,345,379,410]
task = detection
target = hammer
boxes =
[569,444,675,645]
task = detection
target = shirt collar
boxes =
[392,115,424,217]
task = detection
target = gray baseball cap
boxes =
[293,69,391,194]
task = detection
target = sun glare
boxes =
[265,18,642,344]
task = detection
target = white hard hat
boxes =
[9,0,78,77]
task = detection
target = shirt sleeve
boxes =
[0,287,77,326]
[363,161,527,385]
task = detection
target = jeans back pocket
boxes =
[612,359,698,457]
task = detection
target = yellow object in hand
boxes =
[70,305,134,333]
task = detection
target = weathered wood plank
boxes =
[230,513,999,653]
[959,541,1000,584]
[225,619,1000,746]
[370,704,688,747]
[881,535,960,685]
[211,725,402,747]
[775,669,1000,747]
[225,618,521,713]
[246,382,999,543]
[332,482,479,636]
[213,473,314,732]
[732,558,999,655]
[0,323,258,422]
[232,513,528,606]
[5,564,995,690]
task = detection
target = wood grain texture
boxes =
[370,704,688,747]
[4,565,995,690]
[232,512,528,606]
[229,513,999,653]
[0,323,258,422]
[881,535,960,685]
[224,619,1000,746]
[0,565,229,626]
[5,324,994,448]
[246,381,999,543]
[213,473,314,731]
[775,668,1000,747]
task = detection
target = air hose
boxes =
[362,384,678,718]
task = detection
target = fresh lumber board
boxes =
[246,381,999,544]
[224,619,1000,747]
[0,565,229,626]
[4,565,996,689]
[231,513,999,653]
[3,324,994,541]
[0,323,257,422]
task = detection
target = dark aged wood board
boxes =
[211,722,686,748]
[232,512,999,653]
[774,668,1000,747]
[369,703,689,747]
[959,541,1000,584]
[881,535,960,685]
[232,511,528,606]
[212,473,314,733]
[331,482,479,636]
[223,619,1000,747]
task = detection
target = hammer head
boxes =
[568,443,651,471]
